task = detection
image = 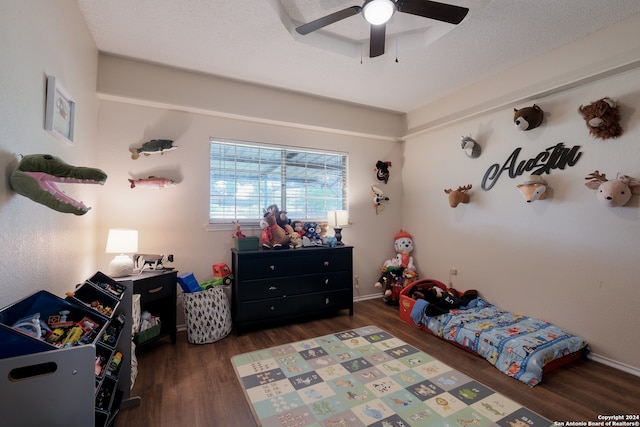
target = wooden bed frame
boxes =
[398,279,586,376]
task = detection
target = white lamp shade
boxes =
[327,210,349,227]
[106,229,138,277]
[363,0,395,25]
[106,229,138,254]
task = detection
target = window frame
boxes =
[208,138,349,226]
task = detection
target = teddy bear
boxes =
[301,221,323,246]
[578,97,623,140]
[513,104,544,131]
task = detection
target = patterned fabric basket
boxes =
[183,286,232,344]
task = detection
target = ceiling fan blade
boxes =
[369,24,386,58]
[296,6,362,35]
[398,0,469,25]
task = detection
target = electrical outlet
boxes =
[354,275,359,288]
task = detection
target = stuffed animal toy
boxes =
[578,97,623,140]
[260,211,290,248]
[460,135,481,158]
[231,220,246,238]
[374,266,403,305]
[302,222,322,246]
[513,104,544,131]
[9,154,107,215]
[444,184,472,208]
[372,185,390,214]
[393,229,416,272]
[584,170,640,207]
[266,204,291,229]
[516,175,548,203]
[374,160,392,184]
[412,285,479,316]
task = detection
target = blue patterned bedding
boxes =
[410,298,588,386]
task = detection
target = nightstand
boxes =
[117,270,178,348]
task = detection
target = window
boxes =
[209,138,348,224]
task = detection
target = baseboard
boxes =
[588,352,640,377]
[354,293,382,302]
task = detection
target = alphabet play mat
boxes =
[231,325,552,427]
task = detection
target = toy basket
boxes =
[183,286,232,344]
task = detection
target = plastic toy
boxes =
[210,263,234,287]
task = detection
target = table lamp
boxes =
[106,228,138,277]
[327,210,348,245]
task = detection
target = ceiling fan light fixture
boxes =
[363,0,396,25]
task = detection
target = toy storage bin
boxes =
[235,236,260,251]
[134,322,161,345]
[0,290,108,359]
[66,281,121,320]
[87,271,127,300]
[183,286,232,344]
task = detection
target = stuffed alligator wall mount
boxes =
[9,154,107,215]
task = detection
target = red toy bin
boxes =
[399,279,448,326]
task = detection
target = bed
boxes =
[399,279,588,386]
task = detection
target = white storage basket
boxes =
[182,286,232,344]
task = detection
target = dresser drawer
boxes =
[301,271,352,293]
[300,290,352,312]
[242,277,300,301]
[300,252,352,273]
[240,296,301,322]
[134,276,173,302]
[236,256,305,279]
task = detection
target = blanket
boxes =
[410,298,587,386]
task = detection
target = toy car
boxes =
[201,263,234,290]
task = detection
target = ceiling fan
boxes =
[295,0,469,58]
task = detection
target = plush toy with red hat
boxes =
[375,229,418,305]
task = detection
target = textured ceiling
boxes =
[77,0,640,113]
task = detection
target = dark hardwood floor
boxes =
[117,299,639,426]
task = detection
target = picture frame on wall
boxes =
[45,75,75,143]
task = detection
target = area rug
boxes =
[231,325,552,427]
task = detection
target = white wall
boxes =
[403,67,640,371]
[0,1,99,305]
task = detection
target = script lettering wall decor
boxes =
[482,143,583,190]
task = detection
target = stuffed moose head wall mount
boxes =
[444,184,472,208]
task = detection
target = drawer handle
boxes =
[270,305,275,311]
[324,279,329,285]
[148,286,164,294]
[325,298,330,305]
[270,265,275,270]
[268,286,277,291]
[323,261,329,267]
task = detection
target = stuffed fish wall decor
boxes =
[130,139,178,160]
[128,176,176,189]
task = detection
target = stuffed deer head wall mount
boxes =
[444,184,472,208]
[584,170,640,207]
